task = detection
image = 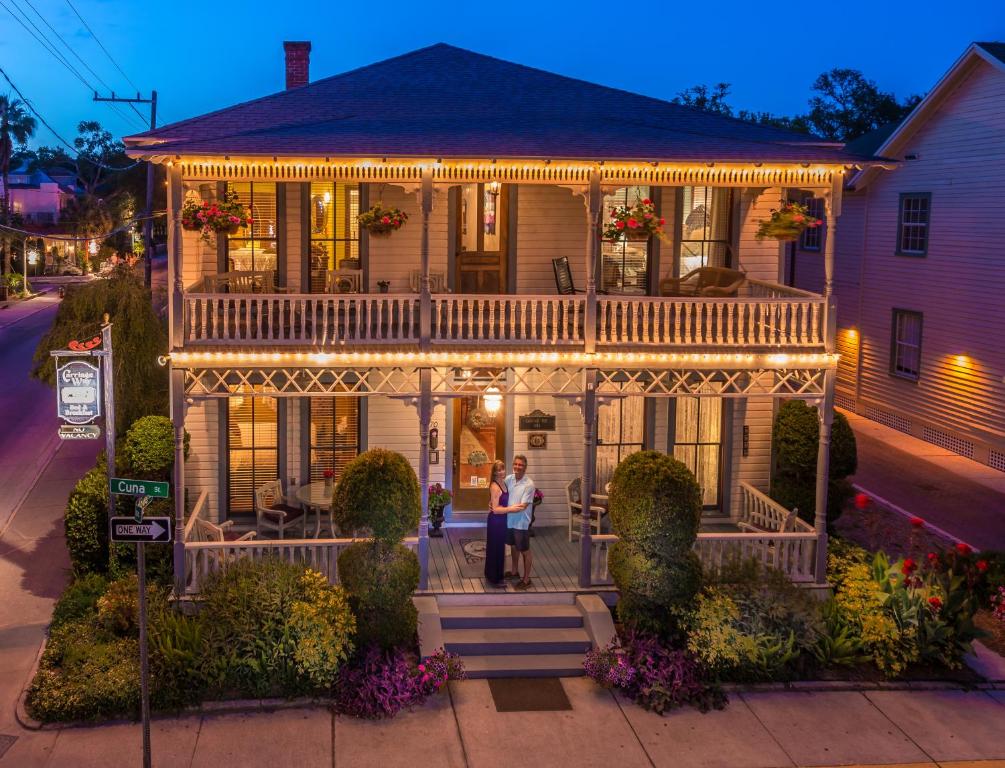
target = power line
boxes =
[64,0,140,93]
[0,64,140,171]
[0,211,167,241]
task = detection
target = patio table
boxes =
[296,481,335,538]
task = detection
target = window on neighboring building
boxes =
[672,392,723,509]
[309,182,360,293]
[896,193,931,256]
[308,398,361,482]
[227,390,279,514]
[596,395,645,490]
[799,196,823,252]
[600,186,650,293]
[891,309,923,381]
[679,186,733,274]
[226,182,278,281]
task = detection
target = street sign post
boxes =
[110,478,169,498]
[58,424,102,440]
[109,517,173,543]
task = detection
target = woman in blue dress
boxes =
[485,460,515,587]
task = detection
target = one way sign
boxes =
[109,517,173,543]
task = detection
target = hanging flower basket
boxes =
[602,197,667,243]
[358,204,408,237]
[181,189,251,244]
[755,200,822,242]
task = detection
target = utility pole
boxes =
[93,91,157,288]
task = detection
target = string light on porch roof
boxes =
[167,350,838,368]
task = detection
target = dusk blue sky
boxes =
[2,0,1004,149]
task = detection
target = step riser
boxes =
[441,617,584,630]
[466,668,585,679]
[447,641,592,656]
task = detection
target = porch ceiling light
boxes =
[483,386,502,415]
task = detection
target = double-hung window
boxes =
[891,309,923,381]
[309,182,360,293]
[308,398,361,482]
[600,186,650,294]
[799,196,823,252]
[679,186,733,274]
[896,193,931,256]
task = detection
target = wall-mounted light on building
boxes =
[483,386,502,415]
[88,240,98,255]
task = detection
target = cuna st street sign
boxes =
[109,478,169,498]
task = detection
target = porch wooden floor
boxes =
[421,525,606,594]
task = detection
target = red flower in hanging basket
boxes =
[602,197,666,243]
[358,204,408,236]
[755,200,821,242]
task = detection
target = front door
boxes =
[456,183,507,293]
[452,395,506,511]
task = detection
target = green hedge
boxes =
[338,542,419,649]
[64,458,110,576]
[607,451,703,638]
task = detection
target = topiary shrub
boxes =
[770,400,857,529]
[64,457,110,576]
[121,415,188,480]
[334,449,421,649]
[607,451,703,638]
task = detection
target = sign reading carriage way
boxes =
[109,478,170,498]
[56,359,101,424]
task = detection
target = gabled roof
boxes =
[125,43,881,166]
[851,42,1005,188]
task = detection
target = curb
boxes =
[851,482,975,550]
[726,678,1004,694]
[14,632,49,731]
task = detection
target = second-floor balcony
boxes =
[181,277,825,353]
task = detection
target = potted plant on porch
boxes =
[427,483,452,537]
[358,204,408,236]
[602,197,667,242]
[755,200,822,241]
[181,188,251,243]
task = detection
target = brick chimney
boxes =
[283,41,311,89]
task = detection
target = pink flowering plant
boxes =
[755,200,822,241]
[992,586,1005,624]
[181,189,251,243]
[602,197,667,242]
[358,204,408,236]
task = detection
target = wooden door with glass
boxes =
[452,394,506,511]
[457,183,507,294]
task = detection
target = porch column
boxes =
[813,369,836,584]
[417,368,432,589]
[822,181,842,353]
[579,369,599,587]
[584,169,601,354]
[170,367,187,598]
[419,167,434,351]
[167,166,184,348]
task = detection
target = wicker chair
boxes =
[254,480,305,539]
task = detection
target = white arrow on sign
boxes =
[116,521,165,538]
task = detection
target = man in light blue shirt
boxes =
[505,454,536,590]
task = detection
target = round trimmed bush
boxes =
[338,542,420,649]
[332,449,420,545]
[121,416,176,479]
[607,451,703,637]
[64,458,110,576]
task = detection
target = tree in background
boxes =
[32,266,168,432]
[674,68,920,142]
[0,93,38,274]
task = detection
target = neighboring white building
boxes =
[0,162,76,224]
[793,42,1005,472]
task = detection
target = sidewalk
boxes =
[2,678,1004,768]
[0,440,99,766]
[843,409,1005,551]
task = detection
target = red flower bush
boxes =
[854,493,870,510]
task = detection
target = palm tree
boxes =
[1,94,38,274]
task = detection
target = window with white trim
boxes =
[799,197,823,252]
[891,309,923,381]
[896,193,930,256]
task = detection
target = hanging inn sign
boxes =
[57,359,102,424]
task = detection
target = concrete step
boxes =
[433,592,578,607]
[439,604,584,629]
[443,627,592,656]
[461,653,587,678]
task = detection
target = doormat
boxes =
[0,735,17,760]
[445,528,489,579]
[488,678,572,712]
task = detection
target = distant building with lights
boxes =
[793,42,1005,473]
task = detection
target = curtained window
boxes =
[227,390,278,514]
[679,186,733,274]
[309,182,360,292]
[600,186,650,294]
[673,392,723,508]
[308,398,361,481]
[226,182,278,281]
[596,395,645,490]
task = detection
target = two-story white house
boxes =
[125,42,886,604]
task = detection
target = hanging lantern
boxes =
[483,387,502,415]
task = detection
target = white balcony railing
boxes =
[182,284,825,350]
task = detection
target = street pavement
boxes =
[846,411,1005,551]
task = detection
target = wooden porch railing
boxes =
[183,286,824,350]
[737,481,814,534]
[183,535,419,595]
[431,294,585,345]
[183,292,420,345]
[596,293,824,348]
